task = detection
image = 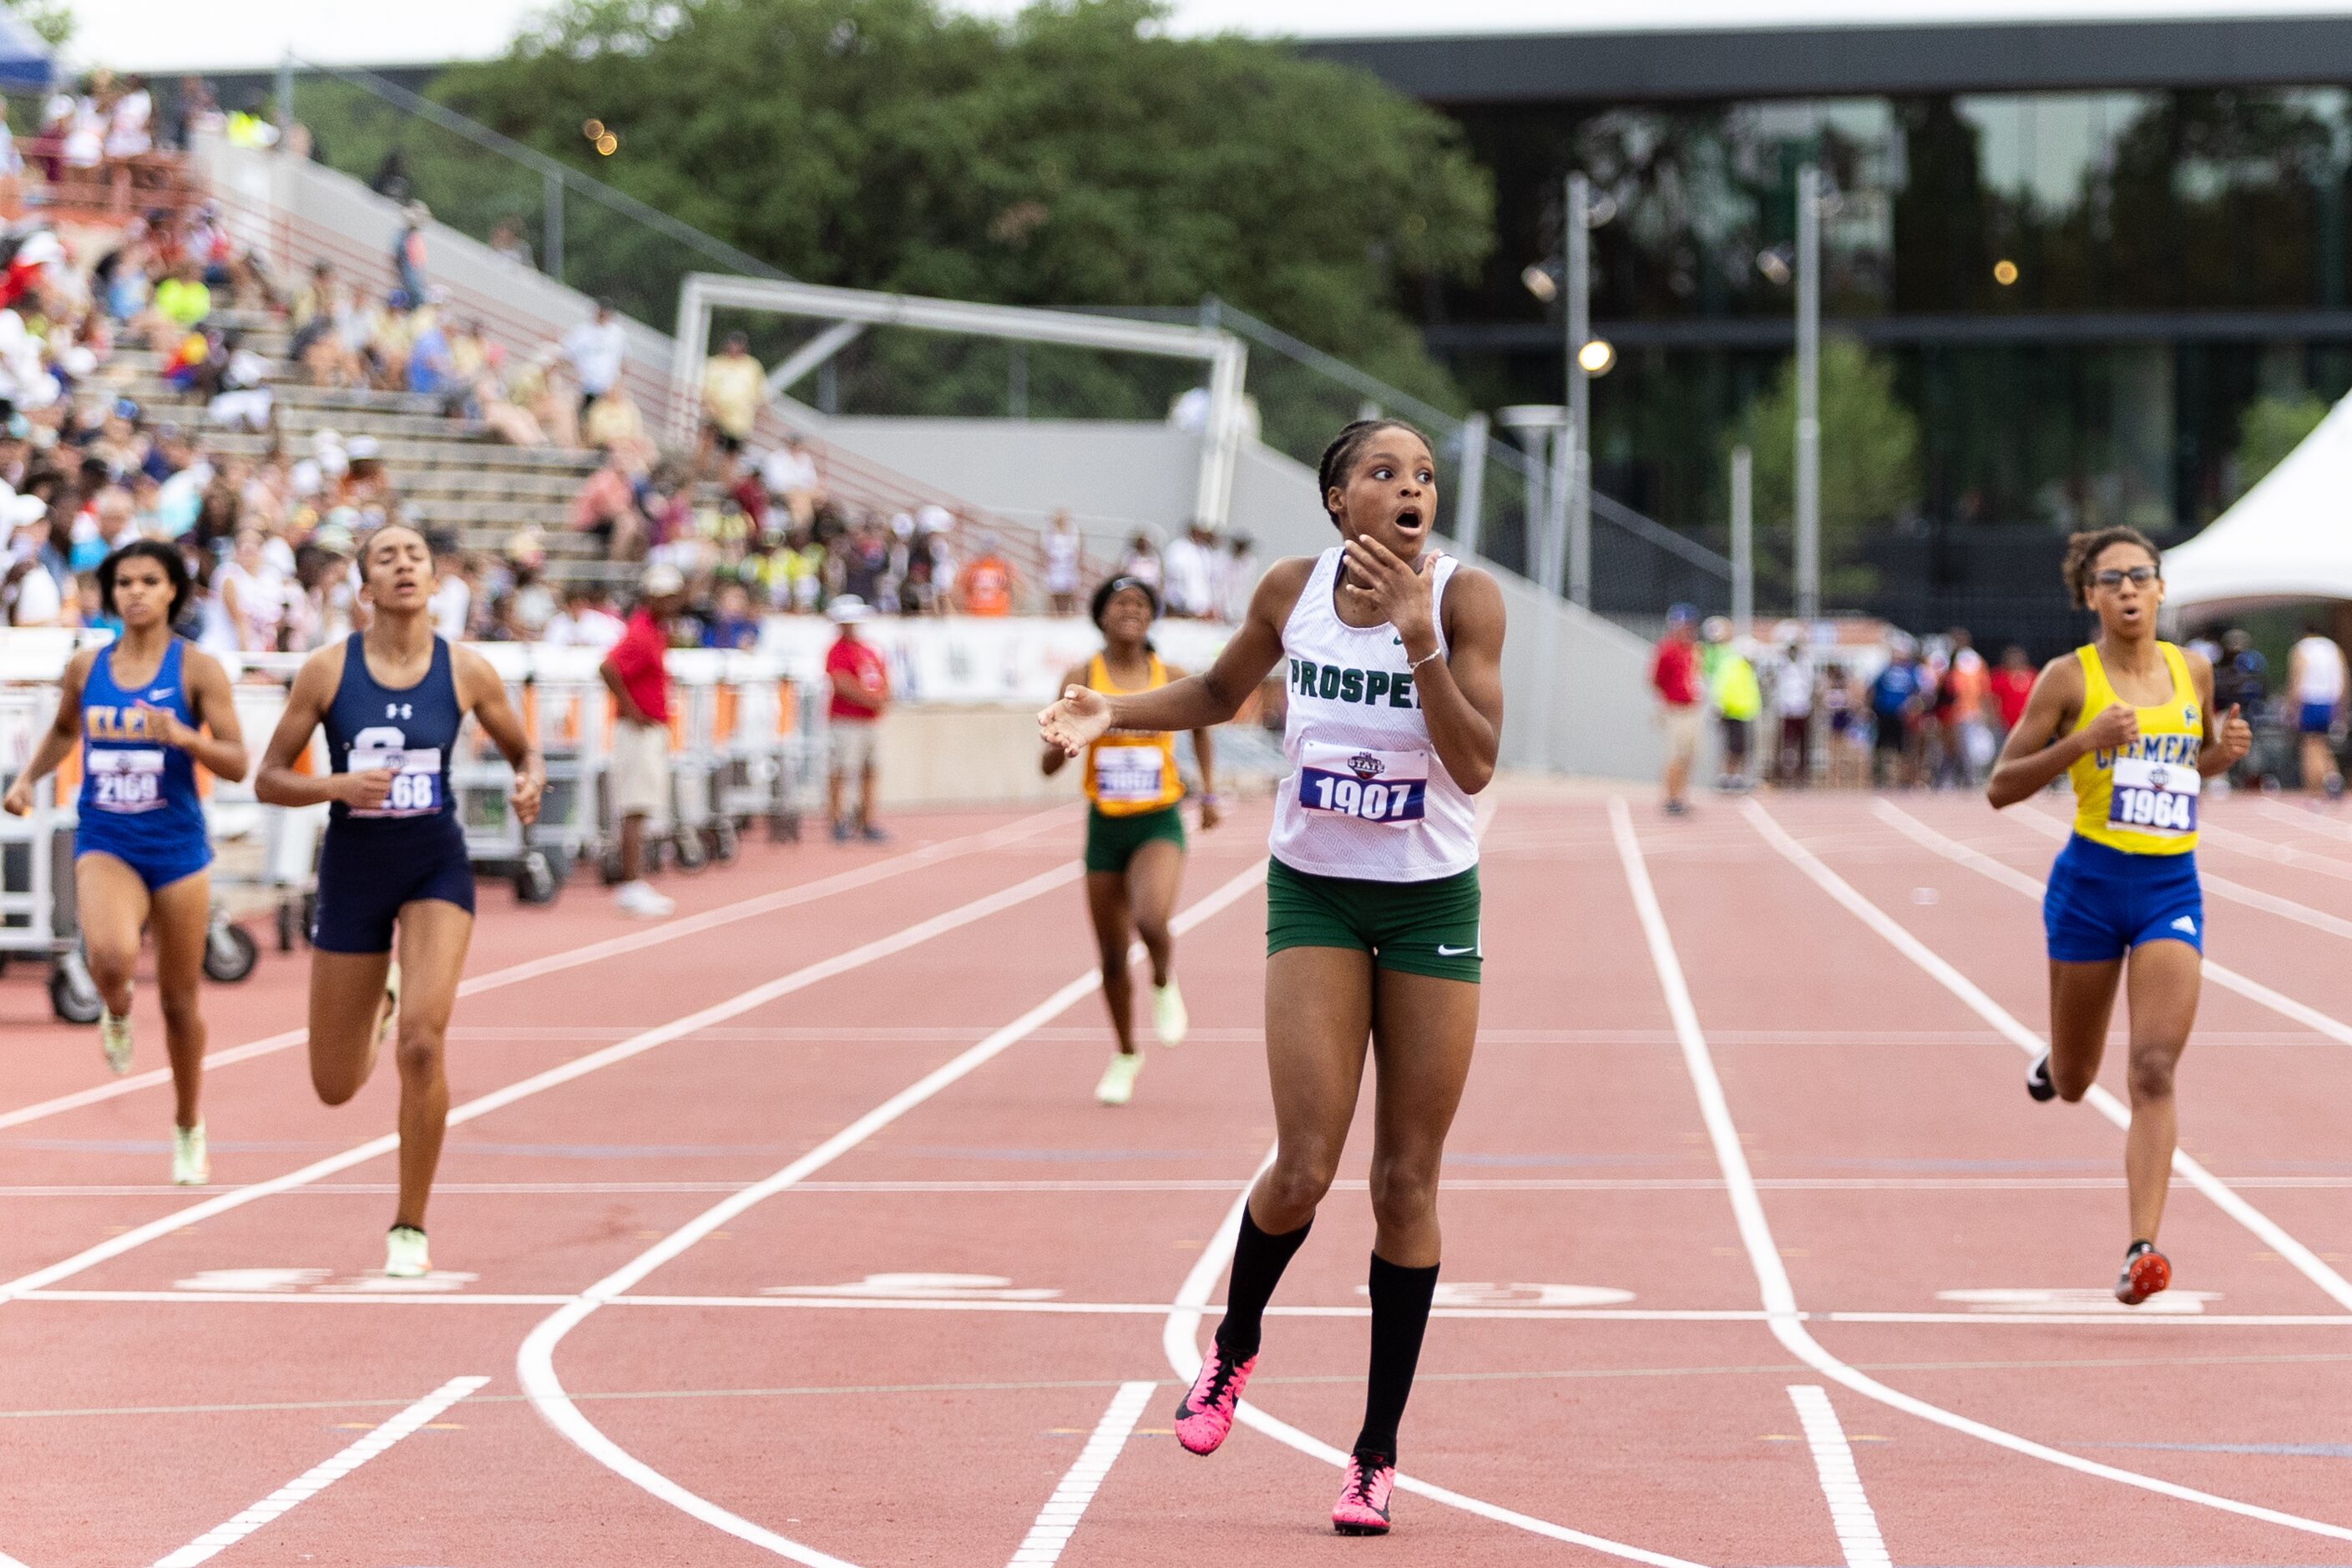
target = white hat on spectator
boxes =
[346,434,381,462]
[827,595,873,625]
[641,561,685,596]
[312,518,356,555]
[58,345,96,377]
[0,490,48,544]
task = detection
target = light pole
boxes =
[1794,163,1822,624]
[1566,172,1593,609]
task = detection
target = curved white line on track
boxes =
[1611,797,2352,1543]
[1160,1156,1712,1568]
[0,806,1072,1133]
[0,863,1083,1304]
[515,862,1270,1565]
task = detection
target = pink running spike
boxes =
[1171,1344,1257,1455]
[1332,1454,1395,1535]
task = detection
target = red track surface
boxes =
[8,786,2352,1566]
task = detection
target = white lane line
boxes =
[0,807,1070,1133]
[1162,1151,1712,1568]
[35,1289,2352,1328]
[149,1374,488,1567]
[0,1545,28,1566]
[1787,1386,1891,1568]
[2003,798,2352,951]
[1801,801,2352,1313]
[515,860,1271,1567]
[1867,799,2352,1309]
[1893,803,2352,1055]
[1004,1381,1156,1568]
[0,863,1081,1304]
[1611,796,2352,1543]
[2254,797,2352,848]
[2198,817,2352,883]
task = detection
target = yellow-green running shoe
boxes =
[171,1122,209,1186]
[1095,1050,1145,1105]
[99,1008,134,1075]
[384,1225,431,1279]
[1151,981,1187,1048]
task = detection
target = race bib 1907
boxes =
[2108,755,2199,837]
[1298,741,1427,825]
[88,748,165,813]
[1093,745,1168,804]
[349,744,443,817]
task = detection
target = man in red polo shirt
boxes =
[1651,604,1702,817]
[602,562,685,916]
[825,594,891,843]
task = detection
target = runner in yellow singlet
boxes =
[1040,574,1220,1105]
[1987,526,2251,1305]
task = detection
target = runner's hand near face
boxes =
[1338,539,1437,657]
[1039,685,1114,757]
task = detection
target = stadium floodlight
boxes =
[1520,261,1559,303]
[1577,339,1616,377]
[1994,258,2020,286]
[1756,246,1793,287]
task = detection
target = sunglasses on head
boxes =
[2092,566,2157,589]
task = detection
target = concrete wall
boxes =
[822,417,1665,781]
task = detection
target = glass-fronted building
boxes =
[1313,14,2352,642]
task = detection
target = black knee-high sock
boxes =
[1212,1207,1311,1359]
[1354,1252,1439,1464]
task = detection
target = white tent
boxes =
[2165,392,2352,618]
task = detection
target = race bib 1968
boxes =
[1298,741,1427,825]
[88,748,165,813]
[349,744,443,818]
[2108,755,2199,837]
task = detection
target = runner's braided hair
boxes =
[2061,525,2161,609]
[1317,418,1432,529]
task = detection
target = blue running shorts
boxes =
[311,821,477,954]
[2042,833,2203,964]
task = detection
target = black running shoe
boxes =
[2026,1053,2056,1103]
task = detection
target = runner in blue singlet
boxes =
[5,541,248,1185]
[255,524,543,1278]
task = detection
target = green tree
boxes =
[1727,336,1920,602]
[7,0,72,48]
[2233,391,2329,498]
[413,0,1490,424]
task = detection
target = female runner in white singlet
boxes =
[1041,419,1505,1536]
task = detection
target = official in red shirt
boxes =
[824,594,891,843]
[1651,604,1702,816]
[601,562,685,916]
[1990,644,2036,736]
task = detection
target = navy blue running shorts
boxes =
[311,822,477,954]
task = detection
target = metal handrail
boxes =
[291,57,790,285]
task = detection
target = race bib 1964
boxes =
[88,748,165,813]
[2108,755,2199,837]
[1298,741,1427,825]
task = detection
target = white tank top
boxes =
[1267,548,1479,883]
[2294,636,2346,703]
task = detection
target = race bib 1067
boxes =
[1298,741,1427,825]
[2108,755,2199,837]
[88,748,165,813]
[349,744,443,817]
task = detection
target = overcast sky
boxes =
[57,0,2352,72]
